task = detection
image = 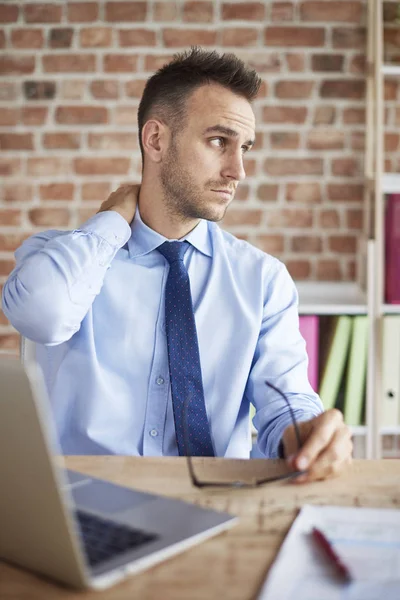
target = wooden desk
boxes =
[1,458,400,600]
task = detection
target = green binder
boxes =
[319,315,353,411]
[343,316,368,426]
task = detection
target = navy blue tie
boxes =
[157,241,215,457]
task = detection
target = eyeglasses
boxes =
[184,381,306,488]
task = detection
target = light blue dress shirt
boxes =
[2,207,323,457]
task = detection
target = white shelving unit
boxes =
[296,281,367,315]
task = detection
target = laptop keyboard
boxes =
[75,509,159,567]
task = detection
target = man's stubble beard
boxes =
[159,141,230,223]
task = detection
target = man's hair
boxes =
[137,47,261,162]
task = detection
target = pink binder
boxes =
[385,194,400,304]
[299,315,319,392]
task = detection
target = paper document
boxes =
[258,504,400,600]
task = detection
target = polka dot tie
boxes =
[157,241,215,457]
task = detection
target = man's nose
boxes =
[221,152,246,182]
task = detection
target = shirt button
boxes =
[149,429,158,437]
[156,376,165,385]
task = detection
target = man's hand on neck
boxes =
[97,184,140,225]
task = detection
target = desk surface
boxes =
[1,458,400,600]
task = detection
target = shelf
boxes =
[382,64,400,76]
[351,426,400,436]
[382,173,400,193]
[382,303,400,314]
[295,281,367,315]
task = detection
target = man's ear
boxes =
[141,119,169,164]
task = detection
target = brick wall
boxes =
[0,0,399,353]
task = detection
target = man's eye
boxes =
[211,137,225,148]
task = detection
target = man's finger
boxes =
[293,409,344,471]
[295,426,353,483]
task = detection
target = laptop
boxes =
[0,356,237,590]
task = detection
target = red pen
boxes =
[311,527,353,583]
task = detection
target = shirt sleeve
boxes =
[2,212,131,345]
[245,259,324,458]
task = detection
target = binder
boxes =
[299,315,319,392]
[385,194,400,304]
[343,316,368,426]
[381,315,400,427]
[318,316,353,411]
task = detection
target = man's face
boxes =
[159,83,256,223]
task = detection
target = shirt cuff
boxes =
[79,211,131,248]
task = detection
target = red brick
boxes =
[0,83,18,101]
[162,28,217,47]
[74,158,131,175]
[29,208,71,227]
[313,106,336,125]
[312,54,344,72]
[265,26,325,47]
[144,54,174,71]
[0,56,35,75]
[270,132,300,149]
[222,28,259,47]
[0,311,9,326]
[257,184,279,202]
[11,28,44,48]
[21,107,48,126]
[0,334,20,353]
[351,132,364,150]
[153,2,180,20]
[342,107,365,124]
[223,209,262,227]
[242,53,281,73]
[275,80,314,98]
[23,81,55,100]
[0,3,19,22]
[262,106,307,124]
[300,1,362,22]
[346,209,363,230]
[55,106,108,125]
[0,134,33,151]
[43,133,81,150]
[0,233,30,252]
[88,133,138,151]
[332,27,366,49]
[43,54,96,73]
[0,31,4,48]
[271,2,294,21]
[0,209,22,225]
[105,2,147,21]
[67,2,99,22]
[349,54,366,74]
[329,235,357,253]
[222,2,265,20]
[264,158,323,176]
[286,183,321,203]
[103,54,138,72]
[255,235,284,254]
[331,158,359,177]
[2,184,33,203]
[243,158,256,177]
[27,158,68,177]
[286,260,311,280]
[385,81,398,101]
[81,182,112,202]
[385,133,399,152]
[80,27,113,47]
[49,28,74,48]
[125,79,146,97]
[78,208,97,222]
[292,235,322,252]
[0,158,21,177]
[327,184,364,202]
[0,108,18,127]
[118,28,157,46]
[316,259,341,280]
[0,259,16,276]
[24,3,62,22]
[113,106,138,126]
[257,80,269,97]
[39,184,75,202]
[267,208,313,228]
[90,80,119,99]
[285,53,306,71]
[382,29,400,49]
[319,209,340,228]
[234,184,249,201]
[307,130,344,150]
[183,2,214,22]
[61,80,86,100]
[320,79,365,99]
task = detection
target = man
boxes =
[2,48,352,482]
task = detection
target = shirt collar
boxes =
[127,205,212,258]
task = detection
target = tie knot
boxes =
[157,241,188,264]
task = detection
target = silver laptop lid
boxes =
[0,356,89,588]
